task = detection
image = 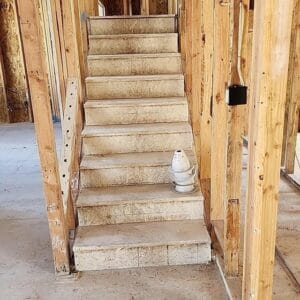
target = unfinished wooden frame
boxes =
[242,1,294,298]
[17,0,70,274]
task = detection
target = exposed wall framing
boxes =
[0,0,31,122]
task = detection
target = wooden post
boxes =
[199,0,214,224]
[191,0,201,186]
[242,1,294,298]
[17,0,70,274]
[185,0,192,111]
[141,0,149,15]
[123,0,129,15]
[285,0,300,174]
[224,0,245,277]
[0,46,9,123]
[211,0,231,221]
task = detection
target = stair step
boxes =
[89,15,177,35]
[77,184,204,226]
[84,97,189,125]
[86,74,184,100]
[73,220,211,271]
[82,122,193,155]
[89,33,178,55]
[80,150,196,188]
[87,53,182,76]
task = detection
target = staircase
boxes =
[73,15,211,271]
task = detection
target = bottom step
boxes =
[74,220,211,271]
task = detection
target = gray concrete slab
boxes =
[0,123,227,300]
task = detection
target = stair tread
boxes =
[81,150,195,170]
[73,220,210,250]
[77,184,203,207]
[86,74,183,82]
[89,33,178,39]
[82,122,192,137]
[84,97,187,107]
[87,53,181,60]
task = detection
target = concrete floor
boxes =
[0,123,227,300]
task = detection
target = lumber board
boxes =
[60,79,79,230]
[0,46,9,123]
[191,0,201,182]
[211,0,231,220]
[285,0,300,174]
[242,1,294,298]
[141,0,149,15]
[0,0,31,122]
[17,0,70,274]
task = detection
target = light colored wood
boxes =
[168,0,177,14]
[242,0,294,298]
[285,0,300,174]
[224,0,244,277]
[199,0,213,222]
[17,0,70,274]
[211,0,231,220]
[191,0,201,182]
[178,5,186,73]
[83,0,99,16]
[41,0,62,121]
[60,78,79,230]
[240,0,251,136]
[0,46,9,123]
[141,0,149,15]
[185,0,192,106]
[0,0,31,122]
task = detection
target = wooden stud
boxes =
[17,0,70,274]
[242,1,294,298]
[211,0,231,221]
[191,0,201,186]
[0,0,31,123]
[123,0,129,15]
[0,45,9,123]
[141,0,149,15]
[185,0,192,113]
[285,0,300,174]
[60,78,79,230]
[199,0,214,223]
[224,0,244,276]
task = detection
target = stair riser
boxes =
[80,166,171,188]
[86,78,184,99]
[78,200,203,226]
[88,56,182,76]
[89,17,176,35]
[85,104,189,125]
[74,243,211,271]
[89,35,178,55]
[82,133,192,155]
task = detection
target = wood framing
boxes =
[141,0,149,15]
[60,78,79,230]
[224,0,245,276]
[17,0,70,274]
[123,0,129,15]
[0,0,31,123]
[242,0,294,298]
[199,0,213,223]
[211,0,231,220]
[285,0,300,174]
[0,45,9,123]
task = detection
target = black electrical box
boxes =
[228,85,248,106]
